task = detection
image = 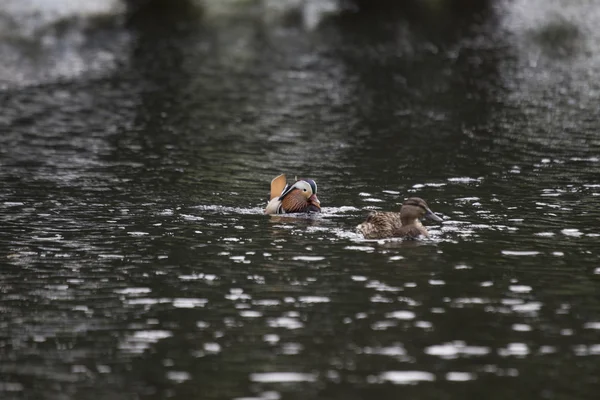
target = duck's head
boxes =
[400,197,442,223]
[280,178,321,213]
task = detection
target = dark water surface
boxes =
[2,1,600,399]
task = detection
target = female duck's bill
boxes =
[264,174,321,215]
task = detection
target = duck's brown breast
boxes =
[391,221,429,238]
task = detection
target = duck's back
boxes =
[356,212,403,239]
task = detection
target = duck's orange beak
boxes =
[308,193,321,209]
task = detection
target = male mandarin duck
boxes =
[356,197,443,239]
[264,174,321,215]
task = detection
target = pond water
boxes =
[1,1,600,399]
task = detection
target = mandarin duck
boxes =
[264,174,321,214]
[356,197,442,239]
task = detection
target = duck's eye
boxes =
[303,188,307,192]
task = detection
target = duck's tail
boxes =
[356,222,372,238]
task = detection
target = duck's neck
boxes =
[400,216,422,227]
[282,193,308,213]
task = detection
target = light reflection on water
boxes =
[2,0,600,399]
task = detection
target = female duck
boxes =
[265,174,321,214]
[356,197,442,239]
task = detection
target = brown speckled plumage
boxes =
[356,197,442,239]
